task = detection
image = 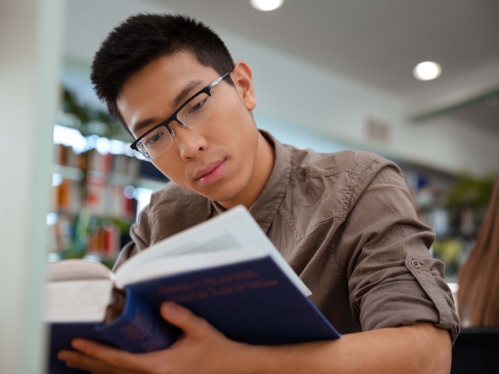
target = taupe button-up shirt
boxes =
[114,131,460,343]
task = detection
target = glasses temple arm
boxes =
[208,71,231,89]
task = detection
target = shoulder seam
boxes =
[342,157,380,216]
[305,152,379,179]
[309,157,379,226]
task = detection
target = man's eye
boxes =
[144,132,163,147]
[189,98,207,114]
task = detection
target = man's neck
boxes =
[218,131,275,210]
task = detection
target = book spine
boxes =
[96,289,181,353]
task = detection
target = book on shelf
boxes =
[87,223,121,258]
[52,177,136,219]
[85,178,135,219]
[55,144,86,170]
[54,144,165,183]
[54,179,83,213]
[47,214,74,253]
[55,144,141,178]
[47,212,128,259]
[88,150,141,178]
[45,206,340,374]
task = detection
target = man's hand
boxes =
[58,302,254,374]
[58,301,452,374]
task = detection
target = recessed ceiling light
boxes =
[250,0,285,12]
[413,61,442,81]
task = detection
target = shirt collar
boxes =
[211,130,291,234]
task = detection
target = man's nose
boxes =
[175,127,209,160]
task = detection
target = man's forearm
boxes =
[243,323,451,374]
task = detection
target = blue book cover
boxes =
[48,323,114,374]
[47,256,340,373]
[127,256,340,345]
[95,288,181,352]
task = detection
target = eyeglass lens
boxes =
[137,91,217,160]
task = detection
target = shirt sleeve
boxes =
[112,202,153,272]
[337,160,460,343]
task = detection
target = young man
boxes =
[58,14,459,373]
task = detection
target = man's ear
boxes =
[231,61,256,111]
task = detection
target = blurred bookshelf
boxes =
[49,140,169,268]
[399,162,495,281]
[47,88,169,268]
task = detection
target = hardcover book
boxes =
[45,206,340,373]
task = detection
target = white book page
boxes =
[47,260,112,282]
[115,206,311,296]
[44,280,114,323]
[115,246,266,288]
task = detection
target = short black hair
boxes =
[90,13,235,131]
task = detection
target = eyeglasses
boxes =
[130,71,231,160]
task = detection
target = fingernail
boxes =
[162,302,176,315]
[58,352,68,361]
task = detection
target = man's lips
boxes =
[194,159,227,185]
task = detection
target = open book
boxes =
[45,206,340,373]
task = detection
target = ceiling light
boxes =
[250,0,284,11]
[413,61,442,81]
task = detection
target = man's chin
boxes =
[193,181,245,207]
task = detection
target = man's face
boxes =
[117,52,260,204]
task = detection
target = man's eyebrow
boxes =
[172,79,203,108]
[131,79,203,136]
[131,117,160,136]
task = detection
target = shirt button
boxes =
[411,260,421,269]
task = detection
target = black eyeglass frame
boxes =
[130,71,231,154]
